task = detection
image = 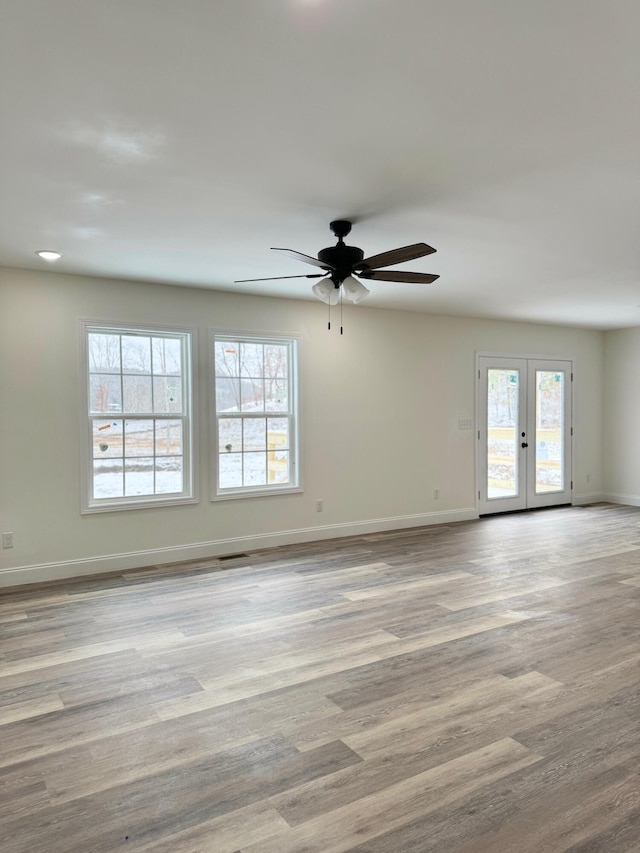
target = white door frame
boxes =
[476,352,573,515]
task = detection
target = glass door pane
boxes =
[487,368,520,499]
[534,370,564,494]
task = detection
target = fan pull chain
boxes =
[328,299,331,331]
[340,287,344,335]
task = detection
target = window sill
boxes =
[82,495,198,514]
[211,485,303,502]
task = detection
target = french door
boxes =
[477,356,572,514]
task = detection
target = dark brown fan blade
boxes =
[359,243,436,270]
[271,248,335,271]
[234,273,326,283]
[359,270,440,284]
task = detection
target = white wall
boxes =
[603,328,640,504]
[0,267,604,585]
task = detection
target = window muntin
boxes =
[213,335,299,497]
[83,324,194,511]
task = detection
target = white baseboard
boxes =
[572,492,607,505]
[0,507,478,588]
[600,492,640,507]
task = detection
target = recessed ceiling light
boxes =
[36,250,62,262]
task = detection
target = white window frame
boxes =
[210,330,301,500]
[80,320,197,513]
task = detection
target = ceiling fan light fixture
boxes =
[312,278,340,305]
[341,275,370,304]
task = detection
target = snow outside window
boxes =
[81,322,195,512]
[212,333,300,499]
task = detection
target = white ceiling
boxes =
[1,0,638,329]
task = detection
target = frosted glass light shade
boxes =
[312,279,340,305]
[341,275,370,304]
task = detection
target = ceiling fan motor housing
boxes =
[318,243,365,285]
[316,219,364,285]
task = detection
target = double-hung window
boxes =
[212,333,300,498]
[81,322,195,512]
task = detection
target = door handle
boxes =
[521,442,529,448]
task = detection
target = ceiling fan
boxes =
[235,220,439,306]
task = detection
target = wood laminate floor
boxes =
[2,503,640,852]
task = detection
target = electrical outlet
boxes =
[2,532,14,549]
[316,499,323,512]
[433,488,439,500]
